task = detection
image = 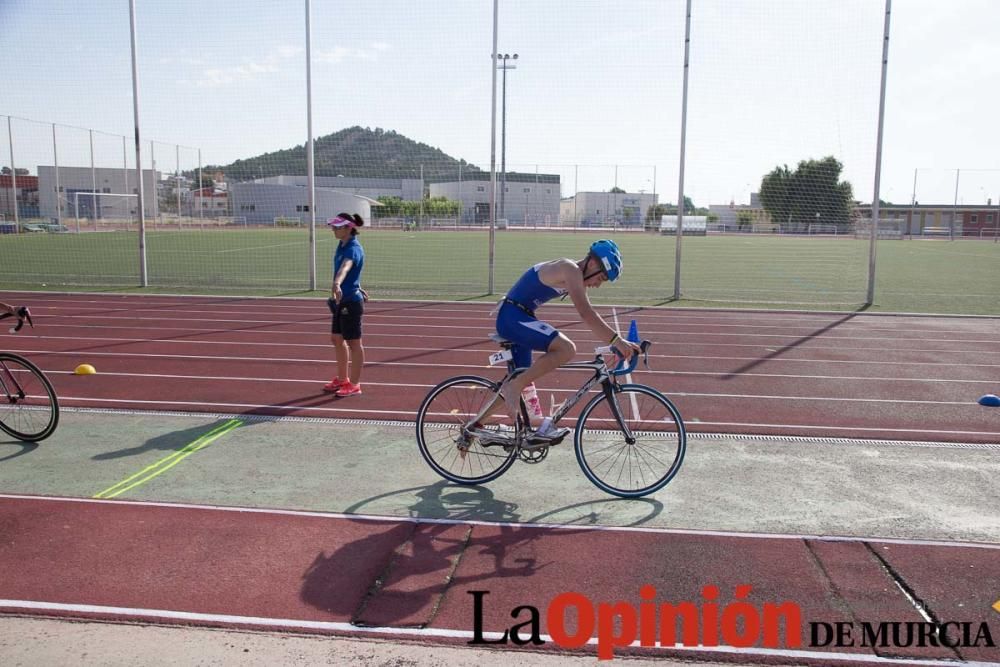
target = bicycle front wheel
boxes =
[416,375,517,485]
[0,353,60,442]
[574,384,685,498]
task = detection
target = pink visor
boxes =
[328,216,357,228]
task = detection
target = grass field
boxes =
[1,228,997,314]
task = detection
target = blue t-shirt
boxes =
[334,237,365,302]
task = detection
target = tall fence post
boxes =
[7,116,18,228]
[865,0,892,306]
[487,0,499,295]
[672,0,692,300]
[128,0,148,286]
[52,124,61,222]
[305,0,317,291]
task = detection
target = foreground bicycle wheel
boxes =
[0,353,60,442]
[574,384,685,498]
[416,375,518,485]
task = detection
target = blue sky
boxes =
[3,0,999,207]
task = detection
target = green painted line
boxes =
[93,419,242,499]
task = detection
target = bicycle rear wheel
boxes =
[416,375,517,485]
[0,353,60,442]
[574,384,685,498]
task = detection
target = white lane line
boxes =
[16,327,1000,361]
[22,313,999,344]
[2,493,999,547]
[14,293,1000,323]
[29,302,1000,334]
[11,339,1000,379]
[49,397,1000,438]
[16,349,999,391]
[0,599,987,665]
[612,307,640,421]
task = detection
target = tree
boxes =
[609,186,626,193]
[759,157,854,231]
[736,210,755,231]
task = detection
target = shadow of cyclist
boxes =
[300,482,663,625]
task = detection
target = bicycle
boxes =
[416,333,686,498]
[0,306,60,442]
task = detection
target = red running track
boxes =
[2,292,999,443]
[1,495,998,664]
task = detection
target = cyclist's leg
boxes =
[503,334,575,426]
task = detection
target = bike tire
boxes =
[0,352,60,442]
[416,375,518,485]
[573,383,685,498]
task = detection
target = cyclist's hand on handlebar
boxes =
[612,338,641,360]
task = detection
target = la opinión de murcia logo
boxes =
[468,586,997,661]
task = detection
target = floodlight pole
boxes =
[865,0,891,306]
[128,0,148,286]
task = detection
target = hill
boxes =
[206,126,485,183]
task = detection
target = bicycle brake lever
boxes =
[639,340,651,369]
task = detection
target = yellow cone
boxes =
[74,364,97,375]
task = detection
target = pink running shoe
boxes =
[323,377,346,393]
[336,381,362,397]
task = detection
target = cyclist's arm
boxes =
[557,261,616,339]
[556,262,639,358]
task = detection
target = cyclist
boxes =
[488,239,640,444]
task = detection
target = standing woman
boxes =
[323,212,366,397]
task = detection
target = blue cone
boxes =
[627,318,639,343]
[613,319,640,373]
[978,394,1000,407]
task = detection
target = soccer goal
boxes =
[854,219,903,240]
[807,223,842,235]
[72,192,140,232]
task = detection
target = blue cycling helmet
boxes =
[588,239,622,281]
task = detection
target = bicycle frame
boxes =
[498,356,635,442]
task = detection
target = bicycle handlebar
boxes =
[1,306,33,334]
[594,339,652,376]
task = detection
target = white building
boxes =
[559,191,658,228]
[255,175,423,201]
[229,182,376,225]
[430,174,561,225]
[37,166,159,220]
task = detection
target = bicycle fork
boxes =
[0,362,25,402]
[600,380,637,444]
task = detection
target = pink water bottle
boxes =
[521,382,545,421]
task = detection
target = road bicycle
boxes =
[0,307,59,442]
[416,334,686,498]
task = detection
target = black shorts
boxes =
[329,297,364,340]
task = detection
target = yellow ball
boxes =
[74,364,97,375]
